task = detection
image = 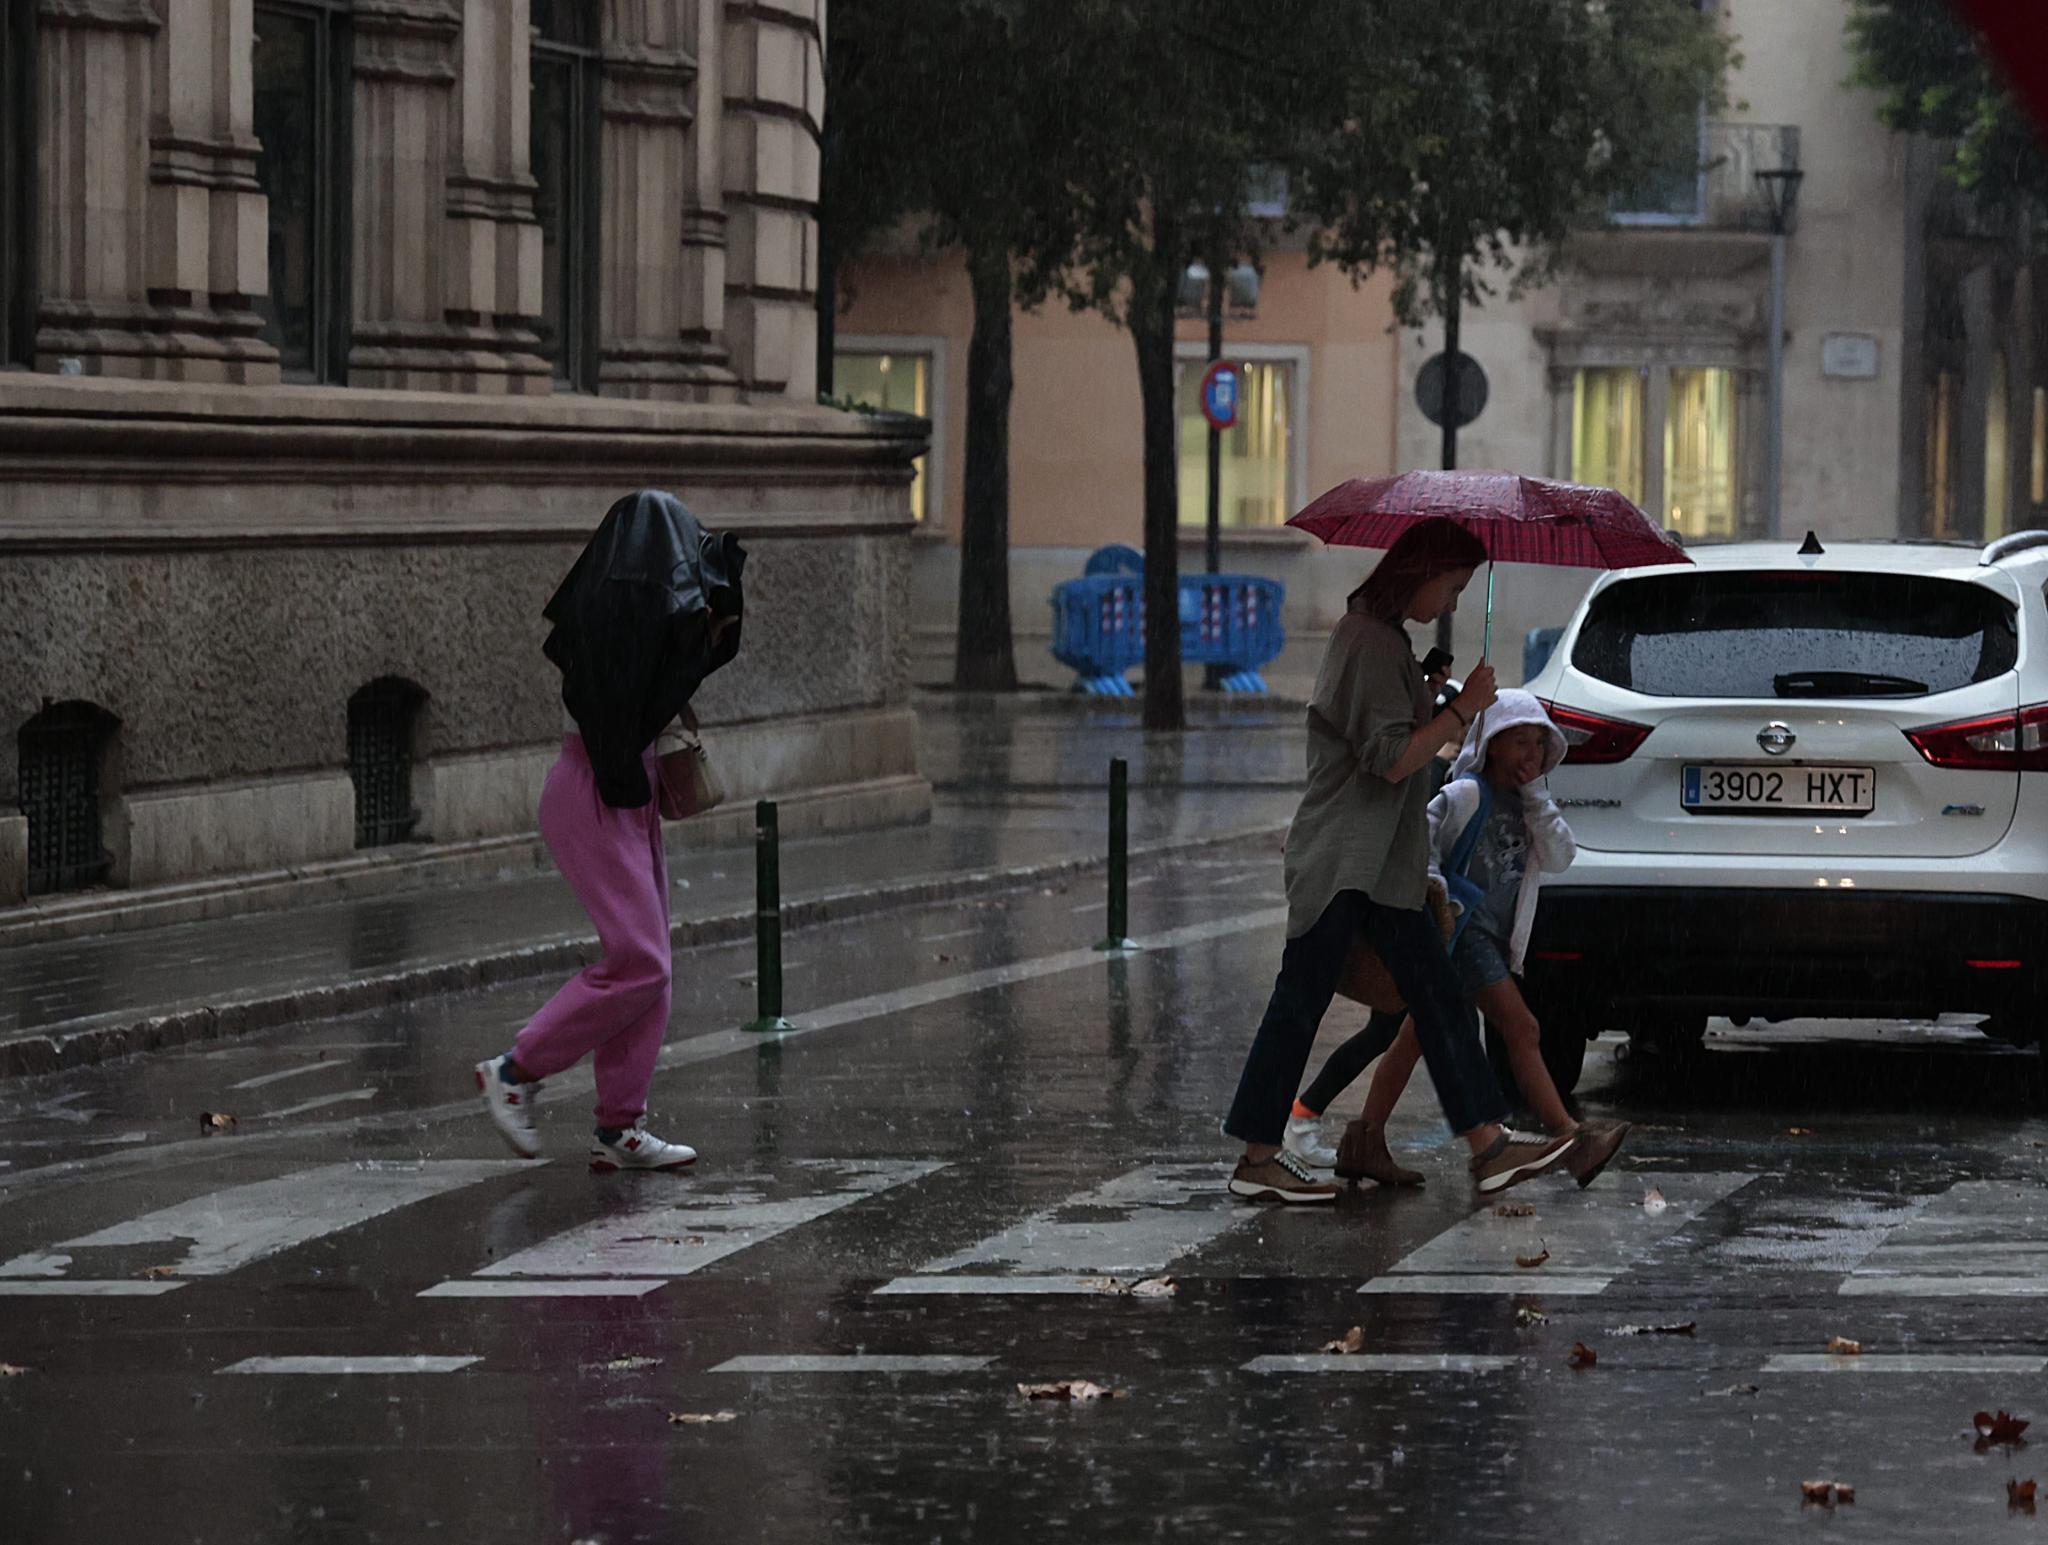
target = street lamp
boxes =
[1755,164,1805,540]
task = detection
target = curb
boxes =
[0,821,1287,1080]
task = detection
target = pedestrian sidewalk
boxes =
[0,694,1307,1077]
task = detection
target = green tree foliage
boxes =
[1846,0,2048,221]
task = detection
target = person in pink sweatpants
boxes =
[473,732,694,1171]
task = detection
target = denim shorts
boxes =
[1450,927,1513,997]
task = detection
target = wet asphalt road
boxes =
[4,837,2048,1543]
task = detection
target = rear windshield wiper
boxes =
[1773,669,1929,698]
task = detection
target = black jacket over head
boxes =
[543,490,746,808]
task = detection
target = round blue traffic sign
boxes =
[1200,360,1240,431]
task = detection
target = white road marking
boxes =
[0,1280,185,1296]
[419,1279,668,1299]
[230,1061,347,1091]
[1244,1354,1517,1374]
[873,1275,1130,1297]
[260,1088,377,1119]
[0,1159,523,1280]
[877,1164,1245,1295]
[1763,1354,2048,1373]
[1841,1181,2048,1297]
[445,1159,943,1284]
[920,927,980,943]
[712,1355,993,1374]
[0,906,1292,1201]
[219,1356,478,1375]
[1358,1171,1754,1296]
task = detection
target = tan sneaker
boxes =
[1333,1117,1425,1188]
[1228,1150,1340,1204]
[1468,1128,1575,1195]
[1563,1120,1631,1188]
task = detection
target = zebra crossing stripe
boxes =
[0,1280,185,1297]
[1763,1354,2048,1373]
[419,1280,668,1299]
[1244,1354,1516,1374]
[712,1355,993,1374]
[427,1158,944,1291]
[0,1159,525,1283]
[1841,1180,2048,1297]
[1358,1171,1754,1296]
[219,1356,478,1375]
[876,1164,1246,1295]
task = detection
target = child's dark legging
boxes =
[1297,1009,1406,1116]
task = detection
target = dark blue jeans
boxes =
[1224,890,1506,1146]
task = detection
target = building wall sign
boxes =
[1822,333,1880,379]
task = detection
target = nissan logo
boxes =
[1757,722,1797,756]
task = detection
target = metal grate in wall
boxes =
[347,680,421,849]
[18,704,111,895]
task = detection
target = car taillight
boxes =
[1536,700,1652,765]
[1904,703,2048,772]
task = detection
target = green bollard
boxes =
[1095,757,1136,952]
[743,799,794,1032]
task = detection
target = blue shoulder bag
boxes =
[1441,774,1493,949]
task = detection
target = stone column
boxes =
[348,0,461,390]
[32,0,161,375]
[140,0,276,384]
[721,0,821,402]
[595,0,736,400]
[441,0,549,394]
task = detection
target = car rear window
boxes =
[1571,571,2018,698]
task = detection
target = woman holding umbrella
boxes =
[1225,516,1577,1202]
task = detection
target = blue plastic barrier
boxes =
[1050,548,1286,695]
[1523,626,1565,683]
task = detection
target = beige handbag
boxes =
[1334,882,1457,1014]
[656,709,726,821]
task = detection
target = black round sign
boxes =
[1415,351,1488,429]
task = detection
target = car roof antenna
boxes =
[1797,530,1825,556]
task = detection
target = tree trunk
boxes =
[1133,263,1185,732]
[954,244,1019,691]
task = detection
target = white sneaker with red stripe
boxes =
[475,1056,542,1159]
[590,1118,698,1173]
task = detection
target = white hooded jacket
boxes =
[1425,689,1576,975]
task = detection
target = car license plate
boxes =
[1681,764,1876,814]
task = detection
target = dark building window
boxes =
[347,678,423,848]
[17,702,116,896]
[253,1,352,382]
[530,1,601,391]
[1,0,36,367]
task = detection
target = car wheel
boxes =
[1627,1012,1708,1063]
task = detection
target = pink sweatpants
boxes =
[512,735,672,1129]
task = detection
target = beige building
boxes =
[839,0,2037,693]
[0,0,926,916]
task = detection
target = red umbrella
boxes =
[1287,470,1691,655]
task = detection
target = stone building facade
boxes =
[0,0,927,916]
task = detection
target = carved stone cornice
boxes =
[599,42,698,127]
[149,135,263,196]
[446,171,540,224]
[36,0,160,33]
[353,0,460,86]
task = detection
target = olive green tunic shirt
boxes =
[1282,605,1433,938]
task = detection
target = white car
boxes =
[1518,530,2048,1091]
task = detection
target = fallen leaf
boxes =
[934,953,956,963]
[666,1410,737,1425]
[1641,1187,1670,1216]
[1977,1410,2032,1445]
[1706,1383,1761,1398]
[1613,1322,1697,1337]
[590,1356,663,1373]
[1568,1342,1597,1369]
[1129,1277,1178,1299]
[1826,1335,1862,1356]
[1787,1127,1814,1137]
[1320,1326,1367,1355]
[1493,1203,1537,1218]
[141,1265,180,1280]
[686,1236,706,1245]
[1514,1306,1550,1328]
[2010,1478,2038,1508]
[197,1111,237,1135]
[0,1363,29,1377]
[1017,1379,1116,1402]
[1801,1479,1854,1506]
[1514,1248,1551,1270]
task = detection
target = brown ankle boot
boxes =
[1333,1117,1425,1187]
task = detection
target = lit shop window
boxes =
[1571,368,1646,509]
[836,351,933,521]
[1665,367,1736,540]
[1176,358,1297,528]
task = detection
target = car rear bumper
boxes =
[1524,886,2048,1023]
